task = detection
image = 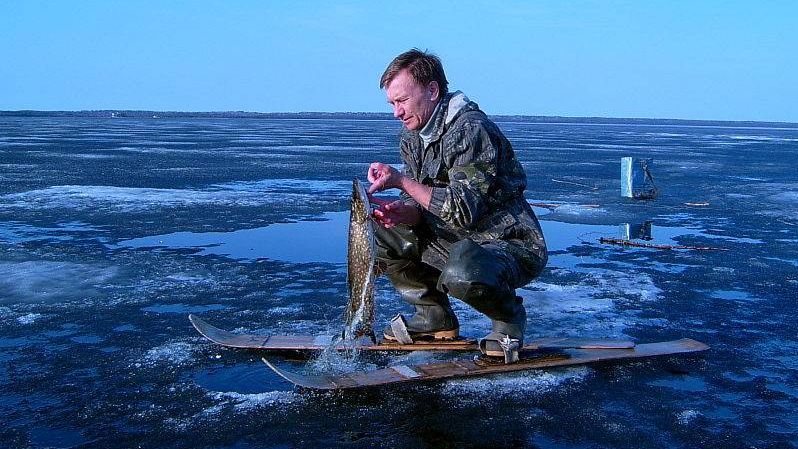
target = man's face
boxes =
[385,69,440,131]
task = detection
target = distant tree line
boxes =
[0,110,395,120]
[1,110,795,128]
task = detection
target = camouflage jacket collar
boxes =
[418,91,477,148]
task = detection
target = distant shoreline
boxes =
[1,110,796,129]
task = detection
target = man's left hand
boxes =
[369,195,421,228]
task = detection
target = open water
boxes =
[0,116,797,448]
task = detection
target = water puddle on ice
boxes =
[192,362,285,394]
[114,210,748,265]
[649,375,708,392]
[115,211,348,263]
[709,290,760,302]
[141,303,228,314]
[28,427,88,449]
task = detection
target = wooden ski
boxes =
[189,314,635,352]
[262,338,709,390]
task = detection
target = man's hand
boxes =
[366,161,433,209]
[367,162,403,194]
[370,195,421,228]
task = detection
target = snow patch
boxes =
[17,313,43,324]
[441,366,590,399]
[676,409,701,425]
[265,305,304,316]
[211,390,301,410]
[142,342,197,367]
[518,269,661,338]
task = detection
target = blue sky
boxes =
[1,1,795,121]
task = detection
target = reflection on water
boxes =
[116,211,348,263]
[621,221,653,240]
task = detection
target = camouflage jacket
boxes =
[399,91,547,276]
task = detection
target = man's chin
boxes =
[402,120,419,131]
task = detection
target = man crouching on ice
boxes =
[367,49,548,357]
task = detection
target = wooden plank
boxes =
[527,337,634,350]
[190,314,634,353]
[262,338,709,391]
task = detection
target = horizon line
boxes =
[1,109,797,127]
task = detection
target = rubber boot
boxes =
[479,296,526,357]
[383,303,460,341]
[375,225,459,342]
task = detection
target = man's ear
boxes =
[428,81,440,102]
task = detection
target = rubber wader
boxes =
[437,239,527,357]
[376,225,460,341]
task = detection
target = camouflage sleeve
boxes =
[400,191,420,209]
[427,121,499,228]
[398,138,421,209]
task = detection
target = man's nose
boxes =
[393,105,403,119]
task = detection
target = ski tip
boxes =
[261,357,304,388]
[188,313,210,332]
[188,313,208,327]
[261,357,299,387]
[261,357,277,372]
[680,338,710,352]
[261,357,339,390]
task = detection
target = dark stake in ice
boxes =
[342,178,378,342]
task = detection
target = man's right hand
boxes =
[367,162,433,210]
[369,196,421,228]
[367,162,403,194]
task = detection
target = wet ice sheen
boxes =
[0,261,118,303]
[116,211,348,263]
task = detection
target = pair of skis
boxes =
[189,315,709,391]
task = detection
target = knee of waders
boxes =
[438,251,500,304]
[438,240,498,293]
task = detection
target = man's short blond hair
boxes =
[380,49,449,96]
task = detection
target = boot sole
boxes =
[383,329,459,342]
[481,348,506,357]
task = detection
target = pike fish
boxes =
[343,178,378,342]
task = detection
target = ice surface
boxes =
[0,261,118,303]
[0,221,104,244]
[0,182,346,213]
[2,117,797,448]
[114,210,755,267]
